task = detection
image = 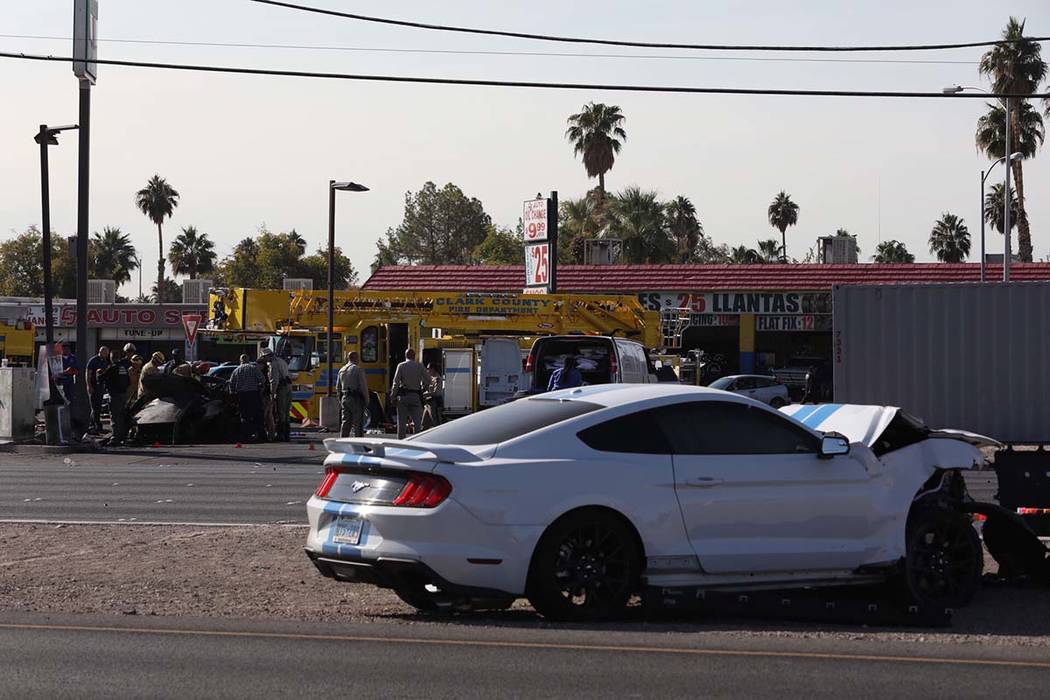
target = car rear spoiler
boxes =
[323,438,483,464]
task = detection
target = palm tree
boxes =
[89,227,139,286]
[565,103,627,206]
[664,196,704,263]
[757,239,782,263]
[975,100,1044,261]
[607,187,673,264]
[287,229,308,256]
[135,175,180,302]
[767,191,799,262]
[872,240,915,263]
[169,226,217,279]
[984,183,1020,237]
[978,17,1047,262]
[729,245,761,264]
[929,213,971,263]
[558,196,601,263]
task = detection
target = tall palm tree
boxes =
[984,183,1020,237]
[135,175,180,302]
[169,226,217,279]
[89,226,139,286]
[607,187,673,264]
[664,196,704,263]
[872,240,915,263]
[767,191,799,262]
[287,229,307,256]
[565,103,627,207]
[979,17,1047,262]
[929,213,971,263]
[975,100,1044,261]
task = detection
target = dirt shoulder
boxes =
[2,524,1048,646]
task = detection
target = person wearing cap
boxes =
[163,346,183,376]
[138,351,165,402]
[85,346,111,434]
[261,346,292,441]
[99,345,133,444]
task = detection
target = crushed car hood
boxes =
[781,404,1001,452]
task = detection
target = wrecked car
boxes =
[127,371,239,445]
[303,385,1049,621]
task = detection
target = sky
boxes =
[2,0,1049,297]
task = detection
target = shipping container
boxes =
[832,282,1050,444]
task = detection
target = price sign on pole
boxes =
[523,198,548,242]
[525,242,550,291]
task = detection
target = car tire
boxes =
[770,397,786,408]
[903,508,983,608]
[526,509,641,622]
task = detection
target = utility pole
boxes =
[547,190,558,294]
[71,0,98,438]
[1003,96,1012,282]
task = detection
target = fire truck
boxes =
[205,287,660,426]
[0,322,35,366]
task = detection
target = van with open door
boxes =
[522,335,654,395]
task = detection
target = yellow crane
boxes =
[205,287,660,425]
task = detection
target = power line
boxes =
[5,51,1046,99]
[0,33,979,65]
[251,0,1050,53]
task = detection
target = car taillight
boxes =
[392,474,452,508]
[524,351,535,373]
[316,467,339,498]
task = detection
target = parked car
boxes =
[709,374,790,407]
[205,362,238,382]
[520,335,654,395]
[305,384,1010,621]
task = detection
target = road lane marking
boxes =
[0,622,1047,669]
[0,519,307,528]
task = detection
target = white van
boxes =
[523,335,654,394]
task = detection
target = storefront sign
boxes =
[57,305,206,327]
[639,292,832,315]
[756,315,833,332]
[686,314,739,327]
[99,328,180,340]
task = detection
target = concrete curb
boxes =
[0,441,101,455]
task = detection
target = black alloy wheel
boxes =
[905,510,983,608]
[527,510,640,622]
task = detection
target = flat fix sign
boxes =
[523,198,549,242]
[181,313,203,344]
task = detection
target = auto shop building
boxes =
[362,263,1050,375]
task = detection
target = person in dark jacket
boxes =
[99,347,133,444]
[85,346,111,433]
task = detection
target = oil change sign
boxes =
[639,291,831,315]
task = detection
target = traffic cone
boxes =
[235,442,242,449]
[151,441,160,449]
[308,443,316,451]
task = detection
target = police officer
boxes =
[391,348,427,439]
[261,347,292,441]
[337,351,369,438]
[99,346,133,445]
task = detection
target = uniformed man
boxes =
[261,347,292,441]
[391,348,427,439]
[337,350,369,438]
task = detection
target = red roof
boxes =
[363,263,1050,292]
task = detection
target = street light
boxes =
[35,123,79,445]
[980,153,1023,282]
[326,180,369,420]
[944,84,1015,281]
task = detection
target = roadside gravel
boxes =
[2,523,1048,646]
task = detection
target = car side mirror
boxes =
[819,433,850,458]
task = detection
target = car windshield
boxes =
[535,339,611,388]
[709,376,734,390]
[409,398,602,446]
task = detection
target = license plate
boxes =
[331,517,364,546]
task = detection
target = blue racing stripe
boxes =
[787,404,821,423]
[799,403,844,429]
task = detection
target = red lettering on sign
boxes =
[139,309,156,324]
[164,309,181,325]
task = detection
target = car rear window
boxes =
[534,339,612,388]
[709,377,734,390]
[408,398,603,446]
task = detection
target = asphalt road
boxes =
[0,613,1047,699]
[0,443,324,524]
[0,444,1000,525]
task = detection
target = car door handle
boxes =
[684,476,724,488]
